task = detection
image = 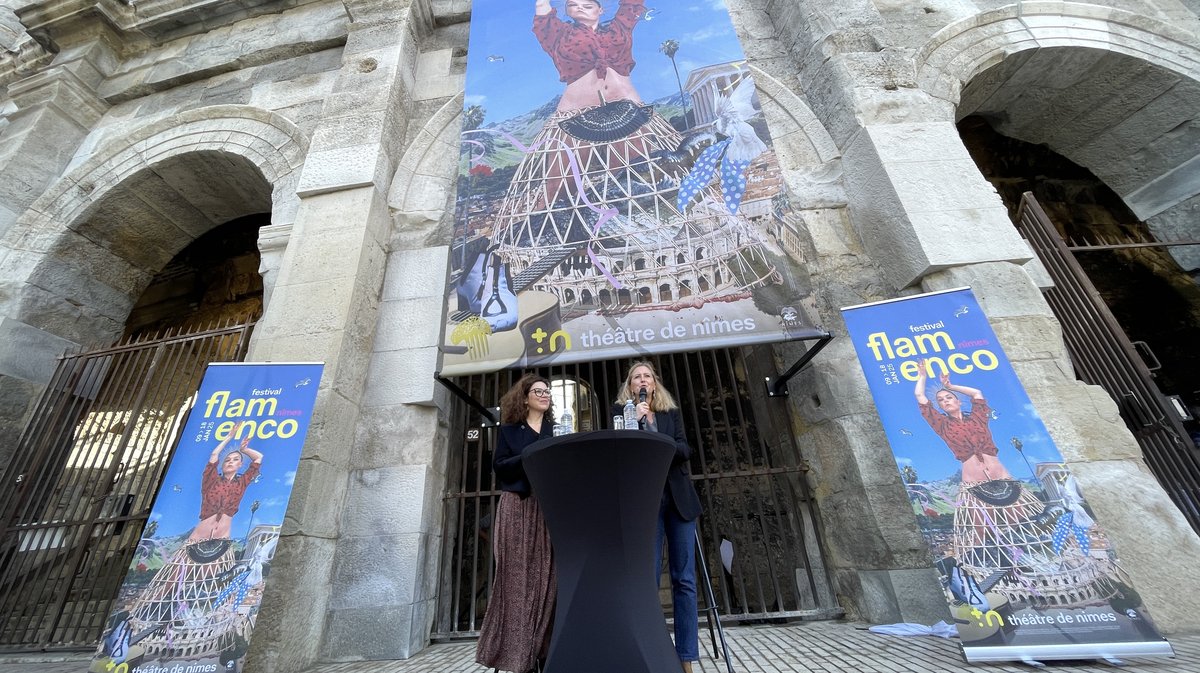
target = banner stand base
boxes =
[963,640,1175,664]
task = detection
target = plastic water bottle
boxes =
[622,399,638,429]
[554,410,574,436]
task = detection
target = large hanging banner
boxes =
[841,288,1172,663]
[443,0,825,376]
[88,362,324,673]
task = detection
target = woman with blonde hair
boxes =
[477,374,557,673]
[613,361,702,673]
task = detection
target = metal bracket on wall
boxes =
[435,374,500,426]
[764,332,834,398]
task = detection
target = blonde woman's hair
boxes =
[615,360,678,412]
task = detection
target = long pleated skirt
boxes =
[475,491,556,672]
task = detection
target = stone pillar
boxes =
[319,12,461,656]
[840,121,1033,288]
[244,3,425,670]
[0,37,113,238]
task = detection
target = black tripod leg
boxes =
[694,528,735,673]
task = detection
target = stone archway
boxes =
[916,3,1200,236]
[1,105,307,342]
[0,105,308,445]
[912,4,1200,632]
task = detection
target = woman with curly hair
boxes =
[476,374,557,673]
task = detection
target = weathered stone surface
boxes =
[248,534,337,672]
[382,245,449,301]
[1068,459,1200,633]
[353,403,443,468]
[843,123,1032,287]
[853,567,951,624]
[362,346,440,406]
[340,464,429,538]
[329,532,426,609]
[1,0,1198,666]
[282,456,350,539]
[1146,192,1200,272]
[0,317,78,384]
[0,374,40,467]
[321,604,416,661]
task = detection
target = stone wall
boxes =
[1,0,1199,667]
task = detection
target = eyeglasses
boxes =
[529,388,551,397]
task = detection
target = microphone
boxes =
[638,387,648,429]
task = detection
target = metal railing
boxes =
[0,320,254,650]
[1016,193,1200,533]
[433,347,841,640]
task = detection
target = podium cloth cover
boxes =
[524,429,680,673]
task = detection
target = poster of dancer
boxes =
[841,288,1172,663]
[88,362,324,673]
[443,0,825,376]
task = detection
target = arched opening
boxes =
[0,147,279,648]
[659,284,673,302]
[960,118,1200,427]
[123,212,268,339]
[956,44,1200,527]
[617,288,633,306]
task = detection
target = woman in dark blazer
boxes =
[477,374,556,673]
[613,361,702,673]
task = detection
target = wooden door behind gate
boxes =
[0,320,254,651]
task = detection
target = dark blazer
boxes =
[612,404,702,521]
[493,417,552,498]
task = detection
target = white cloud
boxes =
[683,25,729,44]
[283,470,296,486]
[465,94,488,108]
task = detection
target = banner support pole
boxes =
[764,333,833,398]
[436,374,500,426]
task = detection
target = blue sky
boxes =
[842,291,1069,486]
[465,0,749,124]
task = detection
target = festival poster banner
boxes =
[443,0,825,376]
[89,362,324,673]
[841,288,1173,662]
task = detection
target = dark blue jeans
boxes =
[656,492,698,662]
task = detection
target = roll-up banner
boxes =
[89,362,325,673]
[841,288,1172,663]
[443,0,826,376]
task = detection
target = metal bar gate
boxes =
[1016,193,1200,533]
[434,347,842,640]
[0,320,255,651]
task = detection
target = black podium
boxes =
[524,429,680,673]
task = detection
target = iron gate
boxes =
[434,347,841,640]
[0,320,255,651]
[1016,193,1200,533]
